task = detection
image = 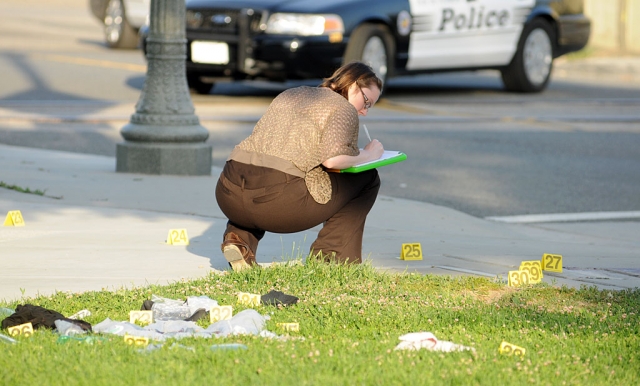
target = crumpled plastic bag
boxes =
[93,318,166,341]
[0,333,17,344]
[206,309,269,337]
[93,309,273,341]
[394,332,475,352]
[150,295,191,321]
[146,295,219,321]
[186,295,219,314]
[55,320,88,336]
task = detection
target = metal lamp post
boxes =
[116,0,212,175]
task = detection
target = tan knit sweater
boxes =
[228,86,360,204]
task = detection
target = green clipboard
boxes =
[332,151,407,173]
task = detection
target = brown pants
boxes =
[215,160,380,264]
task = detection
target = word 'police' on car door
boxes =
[407,0,535,70]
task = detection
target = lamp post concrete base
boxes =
[115,0,212,176]
[116,141,212,175]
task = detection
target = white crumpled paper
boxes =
[394,332,475,352]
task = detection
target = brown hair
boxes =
[319,61,383,99]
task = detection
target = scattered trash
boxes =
[55,320,87,336]
[261,290,299,306]
[141,300,154,311]
[137,342,196,354]
[169,343,196,352]
[68,309,91,320]
[146,320,208,338]
[0,307,14,318]
[210,343,248,351]
[0,333,18,344]
[185,308,208,322]
[394,332,474,352]
[94,309,274,341]
[186,295,219,314]
[142,295,219,321]
[93,318,155,337]
[138,343,163,353]
[207,309,270,337]
[0,293,292,346]
[150,295,192,321]
[1,304,92,333]
[57,335,106,345]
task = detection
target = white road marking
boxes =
[434,266,499,278]
[485,211,640,223]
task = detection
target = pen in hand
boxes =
[362,124,384,160]
[363,124,372,142]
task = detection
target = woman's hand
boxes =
[362,139,384,162]
[322,139,385,170]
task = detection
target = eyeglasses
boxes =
[358,84,372,110]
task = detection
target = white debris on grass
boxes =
[93,309,275,341]
[394,332,475,352]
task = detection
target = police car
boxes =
[183,0,590,94]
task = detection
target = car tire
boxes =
[343,23,394,86]
[104,0,139,49]
[501,19,555,93]
[187,74,214,95]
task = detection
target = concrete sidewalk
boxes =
[2,55,639,301]
[2,142,639,302]
[553,54,640,85]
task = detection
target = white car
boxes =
[89,0,150,49]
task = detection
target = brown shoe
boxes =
[221,232,256,271]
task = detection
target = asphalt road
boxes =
[1,0,639,219]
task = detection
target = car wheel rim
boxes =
[523,28,552,86]
[362,36,387,81]
[105,0,124,44]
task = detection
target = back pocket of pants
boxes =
[252,184,285,204]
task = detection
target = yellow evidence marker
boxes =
[519,261,543,283]
[124,334,149,346]
[8,322,34,337]
[166,229,189,245]
[210,305,233,323]
[277,322,300,332]
[508,270,531,287]
[541,253,563,273]
[3,210,25,227]
[237,292,261,307]
[499,341,526,356]
[129,310,153,325]
[400,243,423,260]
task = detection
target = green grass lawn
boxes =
[1,260,638,385]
